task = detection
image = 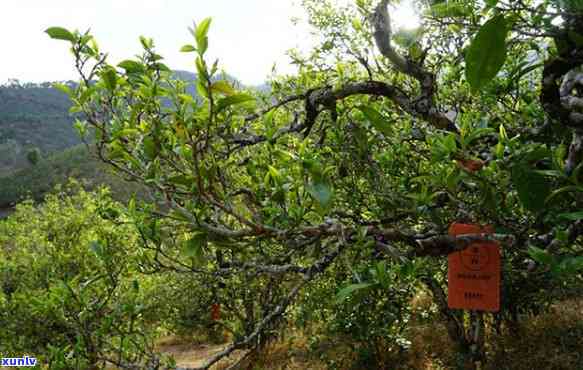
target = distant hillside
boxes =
[0,82,77,173]
[0,144,148,209]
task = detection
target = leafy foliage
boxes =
[465,15,509,92]
[31,0,583,368]
[0,184,172,369]
[0,82,77,173]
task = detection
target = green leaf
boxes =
[375,262,390,288]
[195,18,212,55]
[53,83,72,96]
[118,60,145,74]
[558,211,583,221]
[307,181,333,208]
[443,134,457,152]
[511,164,551,212]
[139,36,153,49]
[195,57,208,81]
[45,27,76,42]
[335,283,374,302]
[114,129,139,139]
[154,62,171,72]
[352,17,362,32]
[179,94,195,104]
[558,257,583,275]
[499,124,508,141]
[182,232,208,264]
[532,170,563,178]
[495,142,505,159]
[216,93,255,113]
[358,106,391,136]
[180,44,197,53]
[545,186,583,204]
[74,119,87,137]
[465,15,509,92]
[143,136,158,160]
[100,68,117,91]
[431,133,458,161]
[195,18,212,43]
[302,159,325,185]
[267,165,282,183]
[168,175,195,188]
[509,62,544,85]
[211,80,236,96]
[399,260,421,279]
[528,246,555,266]
[462,127,495,148]
[427,2,472,18]
[554,144,567,171]
[197,37,209,55]
[196,79,209,99]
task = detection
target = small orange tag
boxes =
[448,223,500,312]
[211,303,221,321]
[457,159,484,173]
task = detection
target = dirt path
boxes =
[158,342,229,368]
[156,335,322,370]
[156,338,251,369]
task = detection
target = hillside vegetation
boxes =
[0,144,147,208]
[0,83,76,173]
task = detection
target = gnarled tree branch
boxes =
[371,0,456,132]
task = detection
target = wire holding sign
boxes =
[447,223,500,312]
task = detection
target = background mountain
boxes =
[0,81,77,173]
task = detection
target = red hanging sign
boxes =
[211,303,221,321]
[448,223,500,312]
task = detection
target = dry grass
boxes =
[486,298,583,370]
[402,295,583,370]
[250,338,329,370]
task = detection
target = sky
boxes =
[0,0,419,86]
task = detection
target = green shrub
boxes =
[0,182,171,369]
